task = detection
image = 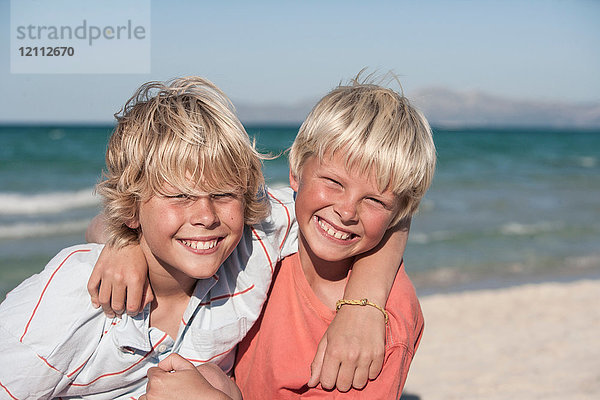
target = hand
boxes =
[87,243,153,317]
[309,304,386,392]
[139,354,240,400]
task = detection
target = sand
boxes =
[402,278,600,400]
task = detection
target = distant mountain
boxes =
[235,88,600,128]
[411,87,600,128]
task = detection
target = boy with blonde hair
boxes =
[0,77,290,399]
[233,76,436,398]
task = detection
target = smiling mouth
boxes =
[179,238,220,250]
[316,217,355,241]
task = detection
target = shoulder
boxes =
[0,243,106,351]
[3,243,104,301]
[266,186,295,206]
[264,186,295,223]
[249,186,297,256]
[385,264,424,351]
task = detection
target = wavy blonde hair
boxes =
[97,77,269,247]
[289,73,436,226]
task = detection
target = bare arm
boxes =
[310,218,411,391]
[85,213,110,244]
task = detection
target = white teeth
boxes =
[181,239,217,250]
[317,218,351,240]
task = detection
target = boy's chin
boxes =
[177,263,222,280]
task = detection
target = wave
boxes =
[577,156,597,168]
[0,189,99,215]
[410,221,565,244]
[0,219,91,239]
[499,221,564,236]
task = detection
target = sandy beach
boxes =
[402,277,600,400]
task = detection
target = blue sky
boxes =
[1,0,599,123]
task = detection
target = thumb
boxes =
[158,353,195,372]
[308,335,327,387]
[87,267,101,308]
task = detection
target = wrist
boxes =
[335,298,389,325]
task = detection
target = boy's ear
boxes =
[289,170,299,192]
[125,217,140,230]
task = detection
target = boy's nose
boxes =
[190,197,219,227]
[333,198,358,224]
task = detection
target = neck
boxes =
[140,239,195,339]
[139,236,197,298]
[297,233,352,309]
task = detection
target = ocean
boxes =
[1,125,599,299]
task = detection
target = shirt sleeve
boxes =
[0,245,105,399]
[357,343,416,399]
[264,186,298,259]
[0,324,70,399]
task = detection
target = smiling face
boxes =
[132,188,245,284]
[290,152,399,267]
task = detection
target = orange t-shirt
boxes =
[235,253,424,399]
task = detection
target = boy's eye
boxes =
[166,194,193,200]
[324,177,342,186]
[367,197,387,207]
[211,192,237,199]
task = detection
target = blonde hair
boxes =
[289,73,436,226]
[97,77,269,247]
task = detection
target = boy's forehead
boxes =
[158,173,241,195]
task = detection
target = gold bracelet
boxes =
[335,298,389,325]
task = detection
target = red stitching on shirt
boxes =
[0,381,18,400]
[69,333,169,387]
[37,354,62,373]
[251,227,273,274]
[67,353,94,378]
[198,284,255,306]
[185,343,236,363]
[267,190,292,250]
[19,248,92,342]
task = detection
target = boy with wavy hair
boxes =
[0,77,282,399]
[233,76,436,398]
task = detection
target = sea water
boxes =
[1,125,599,299]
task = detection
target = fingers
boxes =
[158,354,196,372]
[110,279,127,316]
[368,351,384,380]
[313,341,383,392]
[87,267,101,309]
[308,336,327,387]
[317,347,341,390]
[123,274,146,316]
[322,354,374,392]
[96,278,126,318]
[87,243,151,318]
[352,362,370,391]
